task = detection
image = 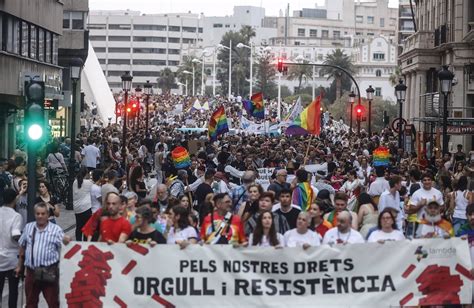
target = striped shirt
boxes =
[18,222,64,269]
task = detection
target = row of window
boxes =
[63,11,87,30]
[89,23,203,33]
[0,12,59,65]
[93,47,182,54]
[356,16,385,27]
[90,35,196,44]
[297,28,343,39]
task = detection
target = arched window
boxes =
[376,69,381,77]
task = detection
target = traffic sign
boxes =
[391,117,407,133]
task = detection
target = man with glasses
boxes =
[268,169,290,200]
[408,172,444,221]
[322,211,364,245]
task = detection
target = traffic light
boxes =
[24,80,45,142]
[277,58,283,73]
[355,105,364,122]
[131,101,138,117]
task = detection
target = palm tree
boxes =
[320,49,355,99]
[176,55,203,95]
[287,60,313,93]
[157,68,176,93]
[240,25,256,42]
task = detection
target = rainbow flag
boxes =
[208,106,229,141]
[292,182,314,212]
[285,95,322,136]
[242,92,264,119]
[171,146,191,169]
[373,146,390,167]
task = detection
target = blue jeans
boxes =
[452,217,467,235]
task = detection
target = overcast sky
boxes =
[89,0,399,17]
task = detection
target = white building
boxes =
[88,10,203,91]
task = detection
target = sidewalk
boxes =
[1,206,76,307]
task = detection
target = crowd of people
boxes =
[1,93,474,307]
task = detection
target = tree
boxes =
[176,55,203,96]
[320,49,356,101]
[287,60,313,93]
[255,50,277,97]
[157,68,176,93]
[389,66,402,86]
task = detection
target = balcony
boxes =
[402,31,434,54]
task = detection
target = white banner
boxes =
[255,167,275,190]
[60,239,473,307]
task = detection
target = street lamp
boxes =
[192,58,205,96]
[348,91,356,135]
[218,40,232,99]
[236,42,253,97]
[438,65,454,155]
[134,85,142,130]
[121,71,133,169]
[143,80,153,134]
[182,70,192,96]
[366,85,375,136]
[68,57,83,210]
[394,79,407,150]
[177,82,186,96]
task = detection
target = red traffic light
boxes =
[132,103,137,109]
[277,58,284,73]
[116,109,122,116]
[126,107,131,113]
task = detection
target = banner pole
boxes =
[303,134,314,166]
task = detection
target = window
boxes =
[380,18,385,27]
[375,87,382,96]
[93,47,106,53]
[30,24,37,59]
[38,28,44,62]
[198,27,203,33]
[90,36,106,41]
[213,24,223,28]
[373,53,385,60]
[52,34,58,64]
[168,37,180,43]
[108,59,130,65]
[333,31,340,39]
[134,25,166,31]
[321,30,328,38]
[98,59,106,64]
[297,28,305,37]
[310,29,317,37]
[356,15,363,23]
[107,71,126,77]
[367,33,374,36]
[63,12,70,29]
[294,41,300,46]
[168,60,179,66]
[376,69,381,77]
[6,16,20,54]
[168,49,180,54]
[46,31,51,63]
[168,26,180,32]
[132,71,161,77]
[109,47,130,53]
[133,48,166,53]
[133,36,166,42]
[133,59,166,65]
[367,16,374,24]
[109,36,130,41]
[182,38,195,44]
[71,12,84,30]
[225,24,230,28]
[89,24,106,30]
[182,27,196,33]
[356,32,362,36]
[109,24,131,30]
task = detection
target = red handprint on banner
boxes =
[65,245,114,308]
[415,265,463,305]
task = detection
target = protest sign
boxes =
[61,239,473,307]
[256,167,275,190]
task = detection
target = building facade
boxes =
[0,0,63,158]
[398,0,416,55]
[88,10,203,91]
[399,0,474,154]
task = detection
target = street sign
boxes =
[447,125,474,135]
[391,117,408,133]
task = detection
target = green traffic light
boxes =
[28,124,43,140]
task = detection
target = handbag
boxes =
[31,227,58,283]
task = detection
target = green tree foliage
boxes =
[175,56,204,96]
[320,49,356,101]
[287,60,313,93]
[157,68,176,94]
[255,50,278,98]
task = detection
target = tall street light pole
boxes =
[366,85,375,137]
[121,71,133,170]
[135,85,142,130]
[212,47,217,96]
[218,40,232,99]
[236,42,253,97]
[395,79,407,150]
[438,65,454,155]
[348,91,355,135]
[67,58,83,211]
[182,70,192,96]
[192,58,204,96]
[143,80,152,134]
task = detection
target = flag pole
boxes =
[303,134,314,165]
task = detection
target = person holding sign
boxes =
[248,210,284,248]
[322,211,365,245]
[283,212,321,249]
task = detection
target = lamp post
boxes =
[192,58,204,96]
[143,80,152,134]
[183,69,194,96]
[394,79,407,150]
[348,91,355,135]
[218,40,232,99]
[121,71,133,169]
[67,58,83,210]
[438,65,454,155]
[177,82,186,95]
[134,85,142,130]
[236,42,253,97]
[182,70,192,96]
[366,85,375,137]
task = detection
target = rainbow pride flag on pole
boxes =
[208,106,229,141]
[242,92,264,119]
[285,95,322,136]
[292,182,314,212]
[373,146,391,167]
[171,146,191,169]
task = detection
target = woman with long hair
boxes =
[165,205,198,245]
[248,210,284,247]
[126,206,166,246]
[129,165,147,200]
[367,208,405,243]
[450,176,474,234]
[357,192,378,239]
[340,170,363,211]
[238,184,263,223]
[72,167,93,240]
[35,180,60,223]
